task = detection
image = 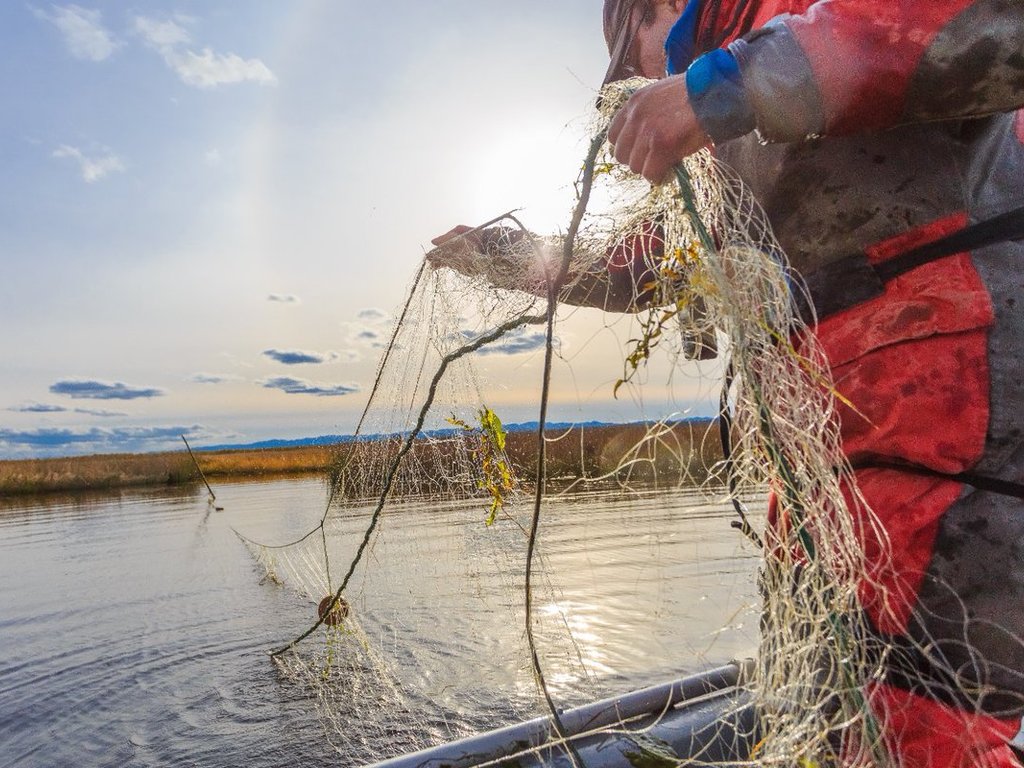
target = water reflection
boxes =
[0,477,763,766]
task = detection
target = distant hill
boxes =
[196,418,714,452]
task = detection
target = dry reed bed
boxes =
[326,421,723,498]
[0,422,722,497]
[0,445,334,496]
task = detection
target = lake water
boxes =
[0,477,762,767]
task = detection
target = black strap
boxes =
[877,204,1024,281]
[869,631,1024,716]
[853,460,1024,500]
[798,205,1024,323]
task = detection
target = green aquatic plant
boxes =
[614,241,703,399]
[447,406,514,526]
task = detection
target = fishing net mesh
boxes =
[233,80,1012,766]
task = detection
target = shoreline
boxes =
[0,422,723,498]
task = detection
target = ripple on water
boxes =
[0,478,761,766]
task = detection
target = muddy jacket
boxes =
[669,1,1024,761]
[670,0,1024,483]
[674,1,1024,461]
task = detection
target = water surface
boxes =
[0,478,761,766]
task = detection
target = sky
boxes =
[0,1,718,460]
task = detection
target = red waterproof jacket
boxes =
[668,1,1024,761]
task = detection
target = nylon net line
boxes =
[228,78,998,767]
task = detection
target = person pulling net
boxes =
[237,0,1024,765]
[239,86,889,766]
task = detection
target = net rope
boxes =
[233,80,1021,766]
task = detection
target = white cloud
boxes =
[170,48,277,89]
[133,15,276,89]
[52,144,125,183]
[132,16,189,49]
[204,148,223,167]
[34,4,118,62]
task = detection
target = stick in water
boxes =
[181,435,220,507]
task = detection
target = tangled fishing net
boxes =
[233,78,921,766]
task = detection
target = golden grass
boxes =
[0,445,334,497]
[0,422,723,497]
[326,421,725,498]
[506,420,723,481]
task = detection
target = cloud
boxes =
[188,372,240,384]
[357,308,390,323]
[111,425,199,440]
[267,293,300,304]
[342,322,388,350]
[0,427,98,447]
[263,348,339,366]
[49,379,166,400]
[52,144,125,183]
[132,16,189,49]
[73,407,126,417]
[5,401,125,416]
[8,402,67,413]
[171,48,277,89]
[34,4,118,61]
[341,309,391,352]
[462,327,554,356]
[0,425,202,451]
[133,15,276,89]
[260,376,359,398]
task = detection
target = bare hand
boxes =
[427,225,483,275]
[430,225,479,249]
[608,74,710,184]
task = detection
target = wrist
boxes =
[685,48,756,145]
